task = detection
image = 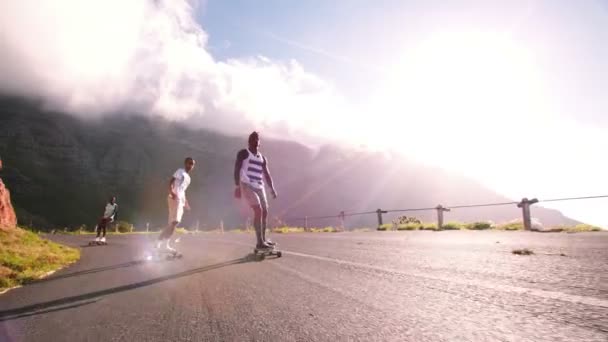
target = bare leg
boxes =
[261,208,268,242]
[252,205,264,246]
[158,222,178,242]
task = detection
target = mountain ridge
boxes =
[0,96,579,230]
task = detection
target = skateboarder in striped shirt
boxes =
[234,131,278,249]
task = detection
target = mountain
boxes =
[0,96,578,230]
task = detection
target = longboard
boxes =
[253,245,282,260]
[88,241,108,246]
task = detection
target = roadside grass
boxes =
[377,221,603,233]
[0,227,80,292]
[550,224,603,233]
[497,222,525,231]
[272,226,306,234]
[464,222,495,230]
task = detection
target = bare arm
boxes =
[262,156,277,198]
[168,177,177,199]
[234,149,248,186]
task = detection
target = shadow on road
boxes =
[27,260,146,285]
[0,255,254,322]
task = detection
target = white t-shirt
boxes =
[172,168,191,203]
[103,203,117,219]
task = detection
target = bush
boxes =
[393,216,421,225]
[441,222,464,230]
[465,221,494,230]
[115,221,134,233]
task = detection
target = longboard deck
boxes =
[253,247,282,259]
[88,241,108,246]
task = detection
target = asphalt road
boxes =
[1,231,607,342]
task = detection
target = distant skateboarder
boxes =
[93,196,118,244]
[156,157,196,253]
[234,131,278,249]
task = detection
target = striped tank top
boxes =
[240,149,265,189]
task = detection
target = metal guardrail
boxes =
[283,195,608,230]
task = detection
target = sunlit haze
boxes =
[1,0,606,227]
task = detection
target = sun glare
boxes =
[370,31,546,173]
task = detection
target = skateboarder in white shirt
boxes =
[93,196,118,244]
[156,157,196,252]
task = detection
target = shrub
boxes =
[441,222,464,230]
[115,221,134,233]
[393,216,421,225]
[465,221,494,230]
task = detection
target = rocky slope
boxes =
[0,178,17,229]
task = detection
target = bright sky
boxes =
[199,0,608,227]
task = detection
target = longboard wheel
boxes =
[277,251,282,258]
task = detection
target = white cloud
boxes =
[0,0,353,143]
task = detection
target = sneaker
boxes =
[265,240,276,246]
[166,240,176,252]
[95,237,100,242]
[256,242,271,249]
[100,237,106,243]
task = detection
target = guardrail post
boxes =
[376,209,388,229]
[220,220,224,233]
[339,211,345,231]
[517,198,539,230]
[305,216,309,231]
[435,205,450,230]
[146,222,149,232]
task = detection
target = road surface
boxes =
[1,231,607,341]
